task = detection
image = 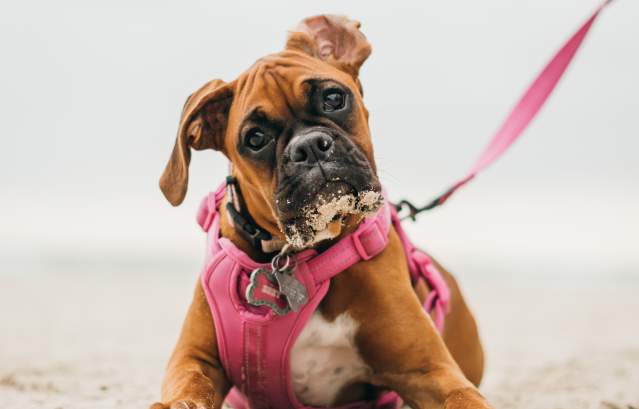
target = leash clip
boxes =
[396,199,439,222]
[395,200,420,222]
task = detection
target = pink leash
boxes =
[397,0,615,219]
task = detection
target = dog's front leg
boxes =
[330,230,492,409]
[357,289,491,409]
[150,283,230,409]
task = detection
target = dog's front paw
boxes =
[443,387,492,409]
[149,400,217,409]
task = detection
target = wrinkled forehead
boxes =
[231,51,356,121]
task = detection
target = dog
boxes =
[151,15,490,409]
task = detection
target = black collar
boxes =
[225,176,282,254]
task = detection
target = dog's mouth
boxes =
[280,181,383,249]
[275,127,381,249]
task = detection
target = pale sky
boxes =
[1,0,637,278]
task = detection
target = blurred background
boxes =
[1,1,637,408]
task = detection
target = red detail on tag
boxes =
[253,273,285,305]
[241,270,289,314]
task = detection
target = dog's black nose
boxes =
[289,132,334,164]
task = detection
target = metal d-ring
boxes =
[271,245,297,273]
[271,253,295,273]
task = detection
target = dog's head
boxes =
[160,15,382,249]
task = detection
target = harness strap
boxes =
[196,183,226,232]
[309,203,391,283]
[390,204,450,332]
[411,251,450,333]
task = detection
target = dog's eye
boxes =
[322,89,346,112]
[245,128,268,151]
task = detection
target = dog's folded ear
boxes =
[286,15,372,80]
[160,79,233,206]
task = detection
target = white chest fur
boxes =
[290,311,372,406]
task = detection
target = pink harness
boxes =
[196,182,450,409]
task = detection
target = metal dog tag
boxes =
[246,249,309,315]
[273,269,308,312]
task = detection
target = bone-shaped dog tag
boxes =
[246,268,290,316]
[273,269,308,312]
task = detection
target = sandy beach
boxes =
[1,270,637,409]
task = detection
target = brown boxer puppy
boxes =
[151,15,490,409]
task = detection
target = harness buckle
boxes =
[196,193,218,232]
[412,251,451,314]
[352,218,385,261]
